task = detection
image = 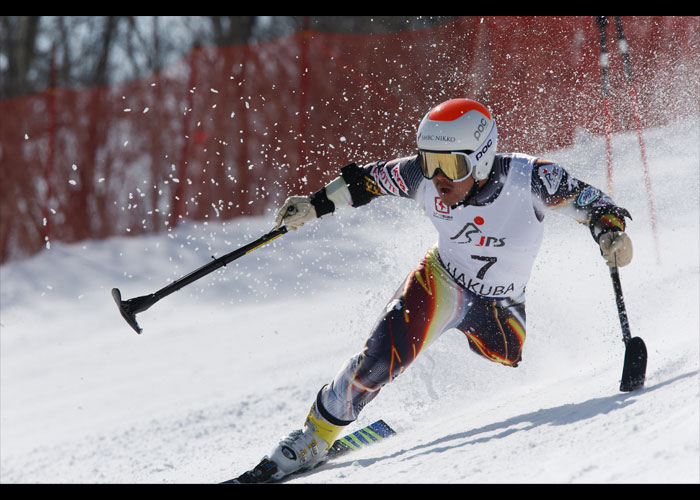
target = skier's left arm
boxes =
[274,157,421,230]
[531,160,633,267]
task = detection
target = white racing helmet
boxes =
[416,98,498,181]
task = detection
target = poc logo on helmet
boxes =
[475,139,493,161]
[474,118,489,140]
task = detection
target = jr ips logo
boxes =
[450,216,506,247]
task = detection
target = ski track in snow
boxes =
[1,119,698,484]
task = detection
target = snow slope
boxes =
[1,119,698,484]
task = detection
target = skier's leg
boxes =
[266,248,469,478]
[319,247,470,423]
[458,295,527,367]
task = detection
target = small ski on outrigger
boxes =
[222,419,396,484]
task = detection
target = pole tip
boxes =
[111,288,144,334]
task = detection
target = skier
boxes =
[249,98,633,481]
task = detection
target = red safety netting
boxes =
[1,16,698,263]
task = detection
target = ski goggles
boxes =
[419,150,475,182]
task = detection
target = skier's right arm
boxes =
[275,157,423,229]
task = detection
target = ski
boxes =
[222,419,396,484]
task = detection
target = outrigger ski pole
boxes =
[609,264,647,392]
[112,225,288,334]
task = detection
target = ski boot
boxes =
[235,401,346,483]
[269,401,346,480]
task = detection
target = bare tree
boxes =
[1,16,41,98]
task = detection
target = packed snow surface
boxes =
[1,119,698,483]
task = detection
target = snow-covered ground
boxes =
[1,118,698,483]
